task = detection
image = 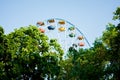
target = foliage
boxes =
[102,18,120,80]
[113,7,120,20]
[101,6,120,80]
[63,44,107,80]
[0,25,64,80]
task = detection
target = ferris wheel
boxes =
[36,18,91,53]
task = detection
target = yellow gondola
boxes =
[37,21,44,26]
[58,20,65,25]
[58,27,66,32]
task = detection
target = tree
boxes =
[64,45,107,80]
[0,25,64,80]
[102,7,120,80]
[0,26,12,80]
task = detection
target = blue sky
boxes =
[0,0,120,46]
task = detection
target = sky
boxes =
[0,0,120,47]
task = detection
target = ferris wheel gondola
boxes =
[36,18,91,53]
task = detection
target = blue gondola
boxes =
[48,25,55,30]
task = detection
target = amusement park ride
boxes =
[36,18,91,53]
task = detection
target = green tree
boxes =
[0,25,64,80]
[64,44,107,80]
[0,26,12,80]
[102,7,120,80]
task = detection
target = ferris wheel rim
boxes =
[37,18,91,48]
[47,18,91,47]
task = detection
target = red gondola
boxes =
[78,42,84,46]
[39,28,45,33]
